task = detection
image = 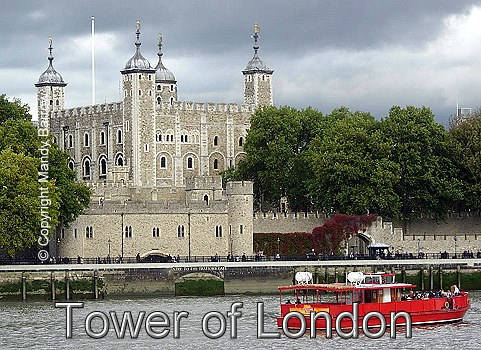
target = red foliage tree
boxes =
[312,214,377,255]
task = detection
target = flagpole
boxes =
[91,16,95,106]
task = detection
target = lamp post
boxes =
[277,238,280,258]
[108,239,111,263]
[454,236,458,258]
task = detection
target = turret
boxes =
[242,23,273,107]
[120,20,156,187]
[35,37,67,126]
[154,33,177,107]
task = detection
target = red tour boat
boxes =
[277,271,470,334]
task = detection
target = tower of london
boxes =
[36,21,274,260]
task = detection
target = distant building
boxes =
[36,22,274,260]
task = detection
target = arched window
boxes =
[68,134,73,148]
[213,136,218,146]
[187,157,193,169]
[160,156,166,168]
[84,133,90,147]
[203,194,209,205]
[156,132,162,142]
[157,84,161,91]
[99,157,107,179]
[68,159,75,171]
[115,153,124,166]
[213,159,218,170]
[100,131,105,145]
[239,137,244,147]
[153,227,160,237]
[83,158,91,179]
[177,225,185,238]
[117,129,122,144]
[157,96,162,105]
[215,226,223,238]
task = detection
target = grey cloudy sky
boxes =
[2,0,481,125]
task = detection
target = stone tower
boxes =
[154,33,177,106]
[35,37,67,127]
[242,23,274,107]
[120,20,156,187]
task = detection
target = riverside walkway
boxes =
[0,258,480,272]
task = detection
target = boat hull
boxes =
[276,294,470,330]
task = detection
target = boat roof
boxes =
[279,282,416,292]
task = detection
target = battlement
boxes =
[225,181,254,195]
[186,176,223,191]
[160,100,255,113]
[253,211,327,220]
[51,101,123,119]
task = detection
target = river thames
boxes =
[0,291,479,350]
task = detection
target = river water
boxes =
[1,292,480,350]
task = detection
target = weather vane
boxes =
[136,19,141,31]
[158,32,163,44]
[254,22,260,34]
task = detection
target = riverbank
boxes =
[1,259,480,300]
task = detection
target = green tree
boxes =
[449,109,481,211]
[307,107,400,218]
[0,149,60,255]
[0,95,91,256]
[233,106,325,211]
[380,106,463,220]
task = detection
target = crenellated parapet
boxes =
[51,102,123,119]
[158,100,254,113]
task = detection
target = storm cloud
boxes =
[1,0,480,124]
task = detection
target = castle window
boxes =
[82,158,91,179]
[153,227,160,237]
[156,132,162,142]
[177,225,185,238]
[74,228,77,239]
[68,159,75,171]
[213,159,218,170]
[144,144,149,152]
[240,225,243,234]
[125,225,133,238]
[170,97,174,106]
[170,84,174,92]
[68,134,74,148]
[138,89,142,96]
[56,99,59,106]
[239,137,244,147]
[100,131,105,145]
[117,129,123,144]
[148,75,152,81]
[215,226,223,238]
[85,226,93,239]
[203,194,209,205]
[84,133,90,147]
[115,153,124,166]
[99,157,107,179]
[157,84,161,91]
[149,90,152,97]
[160,156,166,169]
[157,97,162,105]
[50,100,53,106]
[187,157,193,169]
[213,136,218,146]
[139,74,142,80]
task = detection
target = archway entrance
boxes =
[346,233,371,257]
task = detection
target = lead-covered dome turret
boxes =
[121,20,155,74]
[35,37,67,87]
[242,23,273,75]
[155,33,176,83]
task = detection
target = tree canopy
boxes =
[231,104,475,219]
[0,94,90,256]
